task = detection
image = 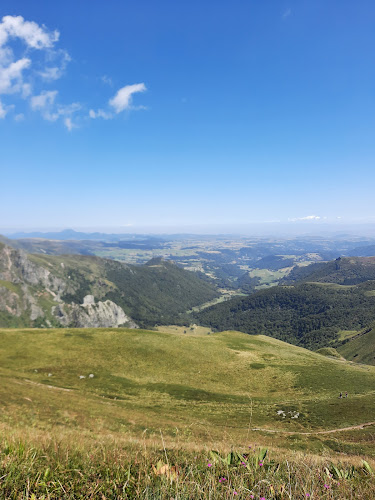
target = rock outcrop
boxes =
[52,295,137,328]
[0,243,138,329]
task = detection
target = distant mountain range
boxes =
[4,229,160,241]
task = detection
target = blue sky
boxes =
[1,1,375,231]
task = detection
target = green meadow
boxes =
[1,328,375,448]
[2,327,375,498]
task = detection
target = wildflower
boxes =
[259,461,263,467]
[250,496,254,499]
[233,492,238,496]
[260,497,266,500]
[241,461,246,466]
[324,484,330,489]
[207,463,212,467]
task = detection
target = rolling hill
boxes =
[282,256,375,285]
[196,281,375,349]
[2,327,375,448]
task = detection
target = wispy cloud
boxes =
[30,90,81,128]
[0,99,7,118]
[282,8,292,19]
[109,83,147,113]
[288,215,322,222]
[30,90,58,111]
[0,15,59,49]
[89,108,113,120]
[101,75,113,86]
[0,15,148,130]
[0,15,77,128]
[89,83,147,120]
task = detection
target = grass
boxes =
[248,269,290,287]
[1,328,375,452]
[338,324,375,366]
[2,327,375,496]
[1,427,375,499]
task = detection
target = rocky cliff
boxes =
[0,242,137,328]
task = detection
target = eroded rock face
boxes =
[0,245,66,298]
[52,296,138,328]
[0,244,138,329]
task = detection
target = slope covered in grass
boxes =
[338,324,375,366]
[1,327,375,451]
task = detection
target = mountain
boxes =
[281,256,375,285]
[195,280,375,350]
[0,243,219,328]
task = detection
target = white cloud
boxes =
[0,16,70,122]
[89,108,113,120]
[0,99,7,118]
[109,83,146,113]
[30,90,81,124]
[0,15,59,49]
[64,117,75,131]
[288,215,322,222]
[39,67,60,81]
[282,8,292,19]
[0,16,147,130]
[30,90,58,110]
[39,50,71,81]
[0,57,31,94]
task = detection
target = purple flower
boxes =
[207,463,212,467]
[259,461,263,467]
[233,492,238,496]
[324,484,330,489]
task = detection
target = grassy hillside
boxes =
[196,282,375,349]
[2,327,375,498]
[1,327,375,447]
[338,324,375,365]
